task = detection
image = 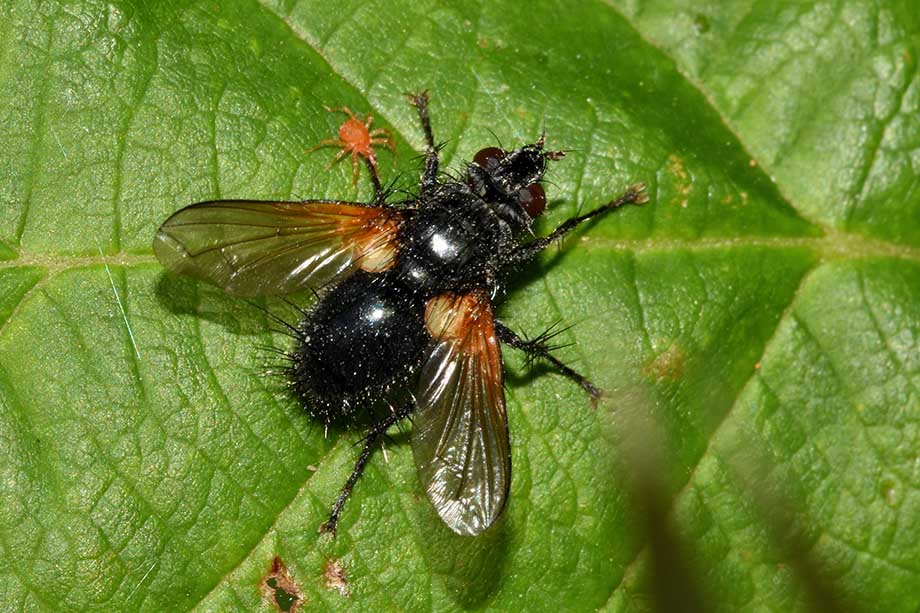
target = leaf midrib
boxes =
[4,230,920,276]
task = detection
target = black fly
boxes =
[153,93,648,537]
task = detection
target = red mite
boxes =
[309,106,396,187]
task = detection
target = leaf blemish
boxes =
[323,558,351,598]
[644,345,685,381]
[262,556,303,612]
[666,154,692,207]
[880,478,899,507]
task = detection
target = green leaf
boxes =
[0,0,917,611]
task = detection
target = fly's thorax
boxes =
[394,191,509,294]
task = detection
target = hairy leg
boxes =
[507,183,648,266]
[319,401,415,536]
[407,91,440,194]
[495,320,602,402]
[361,157,384,201]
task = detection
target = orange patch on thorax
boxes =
[348,211,401,273]
[425,291,494,341]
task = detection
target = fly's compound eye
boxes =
[517,183,546,218]
[473,147,506,171]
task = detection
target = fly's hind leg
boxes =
[319,400,415,536]
[495,320,603,404]
[407,91,440,195]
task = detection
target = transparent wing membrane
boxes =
[153,200,400,296]
[413,291,510,536]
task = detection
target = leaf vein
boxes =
[188,286,296,485]
[857,268,920,402]
[111,26,162,252]
[189,435,347,611]
[602,262,819,606]
[0,270,45,339]
[843,44,916,228]
[15,21,55,245]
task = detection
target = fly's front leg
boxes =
[495,320,603,403]
[361,156,385,203]
[507,183,648,266]
[319,401,415,536]
[407,91,440,195]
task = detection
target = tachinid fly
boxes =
[153,92,648,536]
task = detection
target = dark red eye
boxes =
[518,183,546,218]
[473,147,505,170]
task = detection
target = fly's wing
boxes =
[412,291,511,536]
[153,200,401,296]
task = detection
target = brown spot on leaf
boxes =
[262,556,303,612]
[644,345,685,381]
[323,558,351,598]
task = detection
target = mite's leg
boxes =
[495,320,602,402]
[370,128,397,155]
[350,151,361,187]
[307,138,345,154]
[370,129,398,176]
[325,146,350,169]
[313,106,386,199]
[506,183,648,266]
[407,91,439,194]
[319,401,415,536]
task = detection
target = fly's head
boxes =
[466,133,565,233]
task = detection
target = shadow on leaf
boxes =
[154,271,276,335]
[412,495,509,609]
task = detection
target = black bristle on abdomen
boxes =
[285,271,427,429]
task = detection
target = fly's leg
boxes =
[495,320,603,403]
[407,91,439,195]
[319,401,415,536]
[361,156,385,202]
[506,183,648,266]
[408,91,436,150]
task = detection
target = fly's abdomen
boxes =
[290,270,427,425]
